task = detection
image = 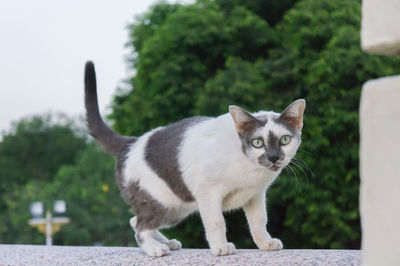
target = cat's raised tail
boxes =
[84,61,135,156]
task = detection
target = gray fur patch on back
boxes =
[115,140,166,231]
[114,139,166,231]
[145,116,210,202]
[115,140,186,233]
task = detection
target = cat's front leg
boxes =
[243,191,283,251]
[197,192,236,256]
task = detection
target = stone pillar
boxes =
[360,0,400,265]
[361,0,400,55]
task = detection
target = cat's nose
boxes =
[268,155,279,163]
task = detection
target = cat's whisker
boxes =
[286,162,302,193]
[289,164,301,192]
[291,159,309,186]
[291,162,301,191]
[292,157,315,185]
[284,164,294,189]
[288,157,314,193]
[284,164,296,191]
[293,160,309,193]
[293,154,316,184]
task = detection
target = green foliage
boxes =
[0,115,86,183]
[196,57,268,115]
[111,1,273,136]
[45,143,132,246]
[215,0,299,26]
[0,125,133,246]
[0,114,87,243]
[0,115,86,210]
[263,0,400,249]
[1,143,133,246]
[110,0,400,249]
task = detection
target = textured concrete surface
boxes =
[360,75,400,266]
[0,245,361,266]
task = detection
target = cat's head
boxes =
[229,99,305,171]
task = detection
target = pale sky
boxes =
[0,0,186,135]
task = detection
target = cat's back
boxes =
[121,116,213,205]
[124,115,212,173]
[144,116,212,173]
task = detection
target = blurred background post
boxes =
[28,201,70,246]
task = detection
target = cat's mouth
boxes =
[259,161,283,171]
[270,165,281,171]
[268,162,284,171]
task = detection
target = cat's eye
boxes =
[280,135,291,145]
[251,138,264,148]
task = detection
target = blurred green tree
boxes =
[261,0,400,249]
[111,1,274,136]
[50,143,132,246]
[0,143,133,246]
[0,115,86,211]
[0,114,87,243]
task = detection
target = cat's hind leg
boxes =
[130,217,170,257]
[154,230,182,250]
[137,229,171,257]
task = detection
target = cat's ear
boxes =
[229,105,258,134]
[279,99,306,131]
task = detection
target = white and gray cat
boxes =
[84,61,305,257]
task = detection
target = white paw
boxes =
[211,242,236,256]
[258,238,283,251]
[167,239,182,250]
[142,242,170,257]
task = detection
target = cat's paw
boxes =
[142,242,170,257]
[167,239,182,250]
[258,238,283,251]
[211,242,236,256]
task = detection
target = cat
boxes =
[84,61,305,257]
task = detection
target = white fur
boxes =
[179,114,280,208]
[122,110,302,257]
[123,128,196,211]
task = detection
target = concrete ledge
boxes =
[0,245,361,265]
